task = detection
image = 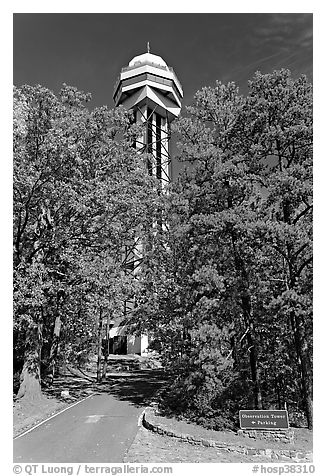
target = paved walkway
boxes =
[14,393,142,463]
[14,370,166,463]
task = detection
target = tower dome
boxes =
[128,52,168,69]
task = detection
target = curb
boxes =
[142,407,313,462]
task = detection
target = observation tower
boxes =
[110,46,183,354]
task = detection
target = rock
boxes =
[61,390,70,398]
[202,439,212,447]
[247,449,257,456]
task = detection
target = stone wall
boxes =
[238,429,294,444]
[142,408,312,462]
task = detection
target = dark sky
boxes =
[13,13,313,110]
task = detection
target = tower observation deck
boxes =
[113,50,183,186]
[110,49,183,355]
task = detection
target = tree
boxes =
[13,84,156,399]
[134,69,312,429]
[239,70,313,427]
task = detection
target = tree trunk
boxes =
[102,320,109,380]
[230,226,263,409]
[247,329,263,409]
[48,310,62,385]
[282,199,313,429]
[96,307,103,383]
[16,318,43,401]
[276,378,282,410]
[290,310,313,429]
[242,295,263,410]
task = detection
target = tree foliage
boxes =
[13,70,312,431]
[135,69,313,429]
[13,84,156,399]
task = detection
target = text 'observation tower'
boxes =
[111,47,183,354]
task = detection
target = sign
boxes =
[239,410,289,430]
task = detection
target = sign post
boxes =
[239,410,289,430]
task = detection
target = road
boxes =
[14,370,165,463]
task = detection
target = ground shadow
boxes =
[100,370,168,406]
[44,369,168,408]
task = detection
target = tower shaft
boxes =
[135,105,171,186]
